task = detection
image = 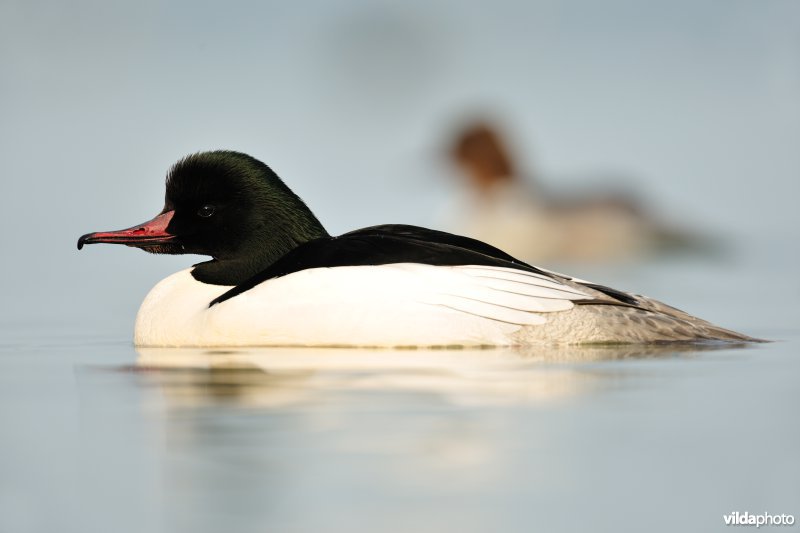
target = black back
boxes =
[209,224,553,306]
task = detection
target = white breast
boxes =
[133,264,591,347]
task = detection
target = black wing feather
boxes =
[208,224,642,309]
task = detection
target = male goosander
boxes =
[78,151,754,347]
[447,122,702,263]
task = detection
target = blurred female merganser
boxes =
[78,151,755,347]
[448,122,703,263]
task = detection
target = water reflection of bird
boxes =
[78,151,756,346]
[134,344,741,408]
[448,122,703,263]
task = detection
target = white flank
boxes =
[134,264,592,347]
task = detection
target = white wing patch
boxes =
[457,266,590,297]
[411,264,593,326]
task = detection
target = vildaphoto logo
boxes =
[723,511,795,527]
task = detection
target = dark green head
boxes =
[78,150,329,285]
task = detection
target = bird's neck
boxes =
[191,213,329,286]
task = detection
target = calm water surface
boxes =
[1,257,798,533]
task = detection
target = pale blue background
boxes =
[0,3,798,533]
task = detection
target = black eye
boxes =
[197,204,216,218]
